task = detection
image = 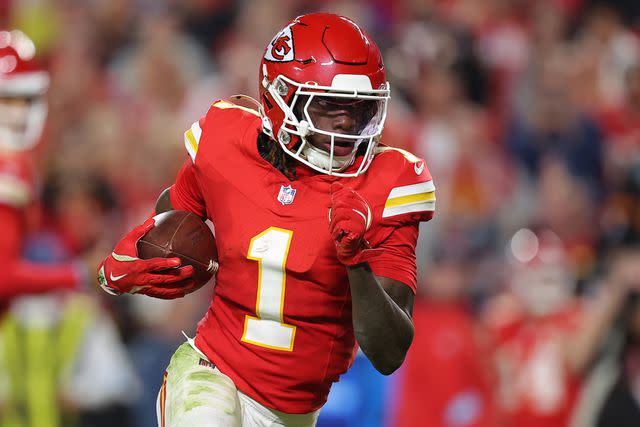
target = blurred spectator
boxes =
[574,4,640,109]
[573,162,640,426]
[536,162,598,282]
[572,247,640,427]
[598,65,640,186]
[593,294,640,427]
[0,293,140,427]
[392,252,497,427]
[178,0,240,53]
[600,161,640,254]
[505,52,605,198]
[486,228,640,427]
[485,229,584,427]
[0,173,139,427]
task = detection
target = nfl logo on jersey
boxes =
[277,185,296,205]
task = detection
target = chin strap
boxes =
[301,143,355,171]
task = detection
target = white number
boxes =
[241,227,296,351]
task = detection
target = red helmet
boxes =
[0,30,49,151]
[259,13,390,176]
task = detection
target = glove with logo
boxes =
[97,218,197,299]
[329,182,378,266]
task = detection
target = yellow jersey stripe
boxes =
[184,128,198,162]
[213,100,261,117]
[385,191,436,208]
[388,181,435,199]
[185,129,198,153]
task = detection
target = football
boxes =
[137,210,218,291]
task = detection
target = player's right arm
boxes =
[155,158,204,215]
[97,159,204,299]
[99,118,208,300]
[155,187,173,213]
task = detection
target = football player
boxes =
[98,13,436,426]
[0,30,87,311]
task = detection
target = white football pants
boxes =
[156,341,320,427]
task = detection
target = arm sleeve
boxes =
[169,159,207,218]
[367,222,419,293]
[0,206,80,300]
[376,149,435,228]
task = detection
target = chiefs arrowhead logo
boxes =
[271,35,291,60]
[265,25,294,62]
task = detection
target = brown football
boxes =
[137,210,218,292]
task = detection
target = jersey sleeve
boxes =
[169,159,207,217]
[170,110,209,216]
[184,98,262,164]
[367,223,419,293]
[183,116,206,163]
[376,147,436,227]
[364,147,436,292]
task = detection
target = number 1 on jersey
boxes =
[242,227,296,351]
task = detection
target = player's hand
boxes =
[97,218,195,296]
[329,182,372,266]
[134,279,203,300]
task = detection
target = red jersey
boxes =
[170,99,435,413]
[489,305,583,427]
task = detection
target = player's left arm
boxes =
[347,261,415,375]
[330,174,433,374]
[329,184,430,375]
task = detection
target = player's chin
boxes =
[309,135,355,157]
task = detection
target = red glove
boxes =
[97,218,197,299]
[329,182,375,266]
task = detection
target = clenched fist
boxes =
[329,182,372,266]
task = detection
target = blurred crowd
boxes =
[2,0,640,426]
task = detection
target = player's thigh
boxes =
[157,342,242,427]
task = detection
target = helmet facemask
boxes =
[264,72,389,177]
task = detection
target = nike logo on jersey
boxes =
[110,272,127,282]
[414,161,425,175]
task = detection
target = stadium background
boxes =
[2,0,640,426]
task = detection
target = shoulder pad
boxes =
[183,97,262,163]
[375,146,436,225]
